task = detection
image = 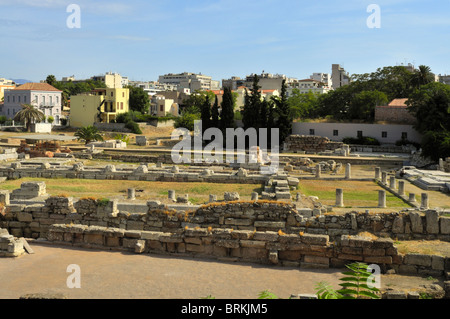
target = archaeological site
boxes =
[1,132,450,300]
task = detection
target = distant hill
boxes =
[11,79,33,85]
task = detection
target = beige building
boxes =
[331,64,351,89]
[244,72,297,91]
[0,78,16,102]
[158,72,220,91]
[69,88,129,127]
[150,95,179,117]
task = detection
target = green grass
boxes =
[295,180,410,208]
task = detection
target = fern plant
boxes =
[316,262,380,299]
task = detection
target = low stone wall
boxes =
[284,135,344,153]
[0,162,279,186]
[44,224,450,277]
[2,193,449,244]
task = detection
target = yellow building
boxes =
[0,78,16,101]
[69,88,129,127]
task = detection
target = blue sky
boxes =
[1,0,450,83]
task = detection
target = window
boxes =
[122,92,125,98]
[401,132,408,140]
[111,92,114,97]
[309,129,315,135]
[121,102,123,110]
[18,96,21,103]
[7,96,10,103]
[160,105,164,112]
[12,96,15,103]
[357,131,363,138]
[333,130,339,136]
[42,96,46,104]
[24,96,27,103]
[382,131,387,138]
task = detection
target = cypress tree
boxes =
[242,74,262,130]
[200,95,211,136]
[211,95,220,129]
[274,79,292,147]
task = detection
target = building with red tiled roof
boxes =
[374,98,416,125]
[2,82,63,124]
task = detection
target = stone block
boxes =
[278,250,302,261]
[240,240,266,249]
[431,255,445,271]
[303,255,329,265]
[426,210,439,234]
[253,221,286,229]
[84,234,104,246]
[441,217,450,235]
[363,248,386,257]
[106,237,120,247]
[17,212,33,223]
[301,233,329,246]
[405,253,432,267]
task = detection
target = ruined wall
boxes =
[0,163,273,185]
[284,135,344,153]
[2,194,449,275]
[1,195,449,244]
[44,223,450,277]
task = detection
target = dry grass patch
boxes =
[295,180,410,209]
[394,240,450,257]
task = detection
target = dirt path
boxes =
[0,244,343,299]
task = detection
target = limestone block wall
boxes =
[1,195,449,244]
[0,163,274,185]
[44,224,450,277]
[284,135,344,153]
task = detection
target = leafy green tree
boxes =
[74,125,104,145]
[411,65,435,89]
[45,75,57,86]
[174,112,201,132]
[406,82,450,160]
[126,85,150,114]
[13,104,45,132]
[288,89,320,120]
[348,90,388,122]
[182,90,215,114]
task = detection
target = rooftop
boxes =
[12,83,62,92]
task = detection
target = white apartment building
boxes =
[310,73,332,88]
[3,82,62,124]
[287,79,331,96]
[244,72,297,91]
[158,72,220,91]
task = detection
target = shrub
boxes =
[395,139,421,149]
[125,120,142,134]
[342,136,380,146]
